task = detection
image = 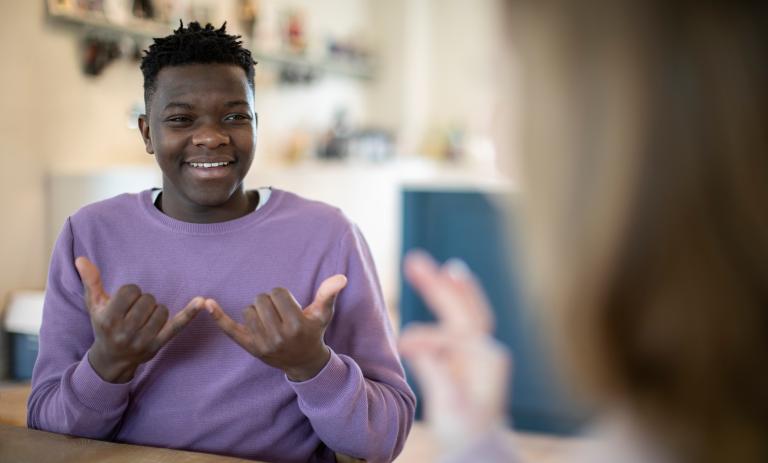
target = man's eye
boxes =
[225,114,251,121]
[165,115,191,123]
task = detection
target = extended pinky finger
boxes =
[157,297,204,344]
[204,299,253,349]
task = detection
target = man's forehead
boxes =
[154,63,252,100]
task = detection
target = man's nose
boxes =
[192,125,229,148]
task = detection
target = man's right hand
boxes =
[75,256,204,383]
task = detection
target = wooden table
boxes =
[1,383,586,463]
[0,382,28,426]
[0,383,254,462]
[0,423,259,463]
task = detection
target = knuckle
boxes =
[139,293,156,307]
[112,332,129,347]
[268,332,285,349]
[147,340,162,354]
[119,284,142,299]
[156,305,169,318]
[271,287,289,298]
[261,342,279,356]
[284,322,300,337]
[129,338,145,352]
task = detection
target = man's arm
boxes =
[27,218,132,438]
[27,219,203,438]
[287,225,416,462]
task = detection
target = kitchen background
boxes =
[0,0,512,317]
[1,0,589,449]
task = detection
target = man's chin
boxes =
[185,185,241,208]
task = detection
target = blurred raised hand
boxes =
[399,250,511,455]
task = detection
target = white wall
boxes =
[367,0,510,169]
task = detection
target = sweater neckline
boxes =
[139,187,283,234]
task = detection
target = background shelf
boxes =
[45,1,375,80]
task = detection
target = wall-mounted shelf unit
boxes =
[45,1,375,80]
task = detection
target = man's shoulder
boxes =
[271,189,353,231]
[69,191,145,225]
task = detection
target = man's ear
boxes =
[138,114,154,154]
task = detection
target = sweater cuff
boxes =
[70,352,132,413]
[287,350,359,410]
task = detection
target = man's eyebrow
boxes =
[163,102,193,111]
[225,100,250,108]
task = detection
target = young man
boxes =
[28,22,415,463]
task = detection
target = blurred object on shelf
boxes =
[81,35,121,76]
[238,0,259,39]
[103,0,130,23]
[445,127,465,162]
[316,111,395,163]
[281,8,307,55]
[417,126,497,172]
[421,126,465,162]
[282,129,312,165]
[318,109,351,160]
[76,0,104,13]
[347,129,395,163]
[326,33,370,63]
[46,0,375,81]
[131,0,154,19]
[54,0,76,10]
[278,64,315,85]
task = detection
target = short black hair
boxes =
[140,21,256,111]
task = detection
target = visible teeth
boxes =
[189,161,230,168]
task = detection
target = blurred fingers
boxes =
[442,258,494,331]
[399,323,454,358]
[404,250,491,333]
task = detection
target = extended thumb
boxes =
[305,274,348,324]
[75,256,109,308]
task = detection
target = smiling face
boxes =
[138,63,257,222]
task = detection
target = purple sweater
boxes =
[28,188,415,463]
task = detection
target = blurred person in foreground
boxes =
[399,1,768,463]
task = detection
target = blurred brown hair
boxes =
[508,1,768,462]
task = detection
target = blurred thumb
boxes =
[305,274,347,325]
[75,256,109,311]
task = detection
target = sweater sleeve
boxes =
[27,217,131,438]
[288,224,416,463]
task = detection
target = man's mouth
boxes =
[187,161,233,168]
[184,160,236,180]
